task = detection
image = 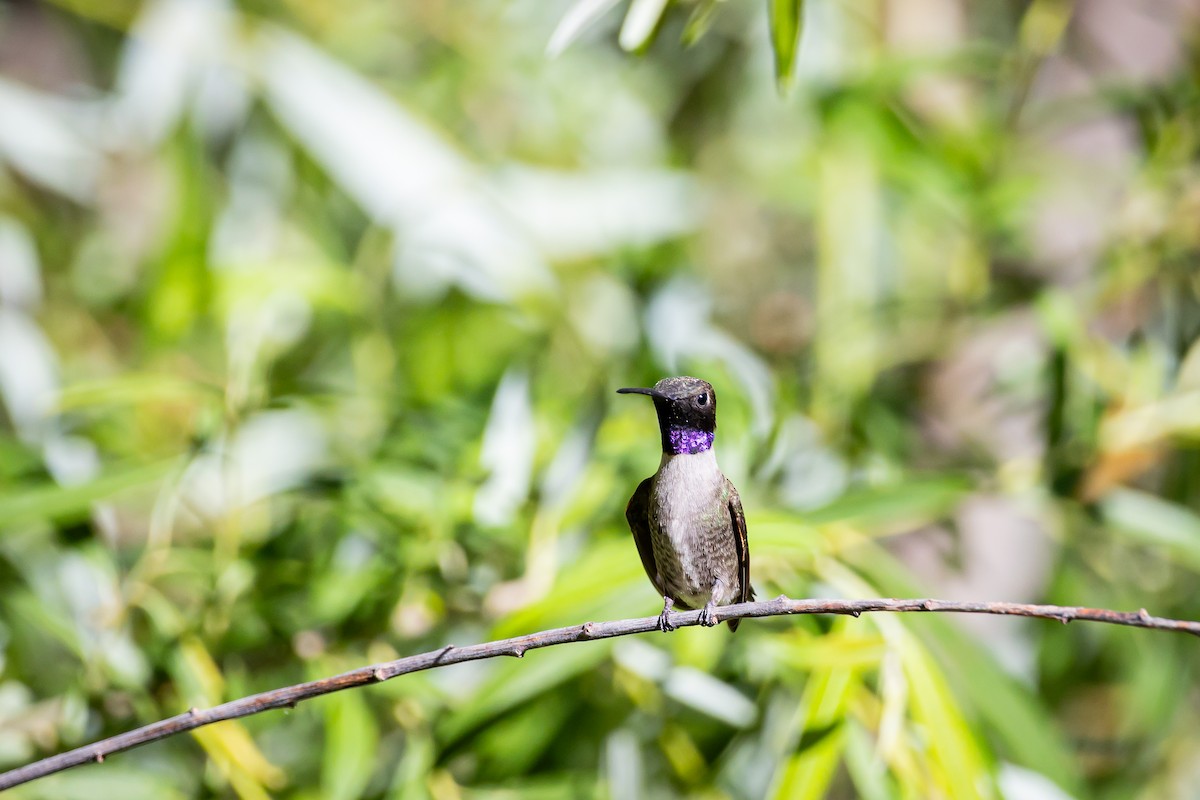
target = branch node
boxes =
[188,707,200,717]
[850,610,861,618]
[1139,608,1151,622]
[511,648,525,658]
[373,668,386,682]
[580,622,597,639]
[94,752,104,764]
[922,600,935,611]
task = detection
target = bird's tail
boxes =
[726,583,757,632]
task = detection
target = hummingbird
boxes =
[618,376,753,632]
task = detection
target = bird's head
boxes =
[618,376,716,455]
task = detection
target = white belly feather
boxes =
[648,450,736,608]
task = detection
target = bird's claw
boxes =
[658,597,676,633]
[698,601,719,627]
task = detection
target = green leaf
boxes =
[767,0,805,89]
[793,719,840,752]
[1100,488,1200,572]
[619,0,671,52]
[15,768,191,800]
[847,545,1084,795]
[436,642,610,745]
[843,719,897,800]
[473,694,574,778]
[385,733,434,800]
[802,475,972,528]
[681,0,721,47]
[772,726,845,800]
[0,459,175,532]
[770,664,856,799]
[546,0,624,57]
[55,373,219,412]
[765,631,888,671]
[1018,0,1074,56]
[322,688,380,800]
[902,643,996,799]
[492,538,652,637]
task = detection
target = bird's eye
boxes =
[696,393,709,406]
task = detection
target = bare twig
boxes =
[2,596,1197,791]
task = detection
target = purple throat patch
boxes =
[666,426,714,455]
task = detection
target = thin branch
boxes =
[2,596,1197,790]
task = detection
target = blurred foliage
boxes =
[1,0,1200,797]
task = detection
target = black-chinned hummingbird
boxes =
[618,376,753,632]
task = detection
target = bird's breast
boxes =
[648,450,737,607]
[651,450,724,520]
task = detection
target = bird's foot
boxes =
[698,600,719,627]
[658,598,676,633]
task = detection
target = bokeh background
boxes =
[2,0,1200,797]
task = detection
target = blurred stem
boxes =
[1004,0,1075,131]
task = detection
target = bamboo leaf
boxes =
[681,0,722,46]
[767,0,805,89]
[619,0,671,52]
[801,475,973,528]
[322,689,380,800]
[771,664,856,799]
[546,0,624,57]
[436,643,609,745]
[0,459,174,532]
[1100,488,1200,571]
[846,545,1085,795]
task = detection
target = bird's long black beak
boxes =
[617,387,666,399]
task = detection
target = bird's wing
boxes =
[625,477,663,596]
[726,480,754,632]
